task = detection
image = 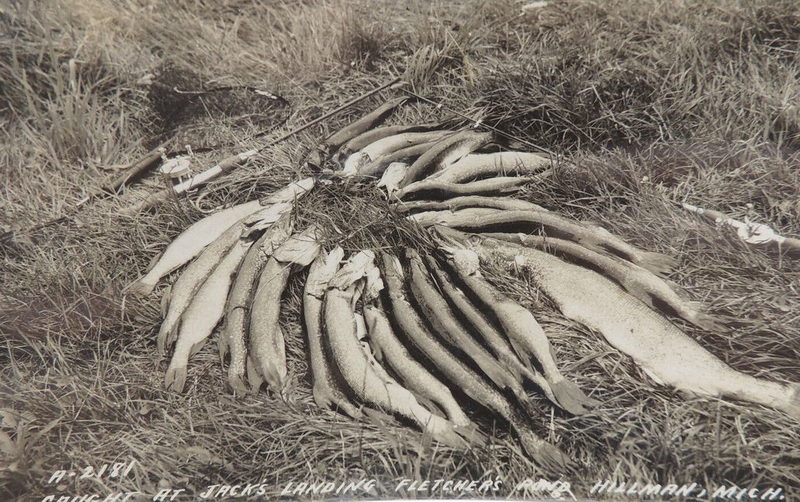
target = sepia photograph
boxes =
[1,0,798,500]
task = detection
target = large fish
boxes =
[442,229,800,419]
[303,247,362,418]
[218,213,294,395]
[343,131,452,176]
[423,256,568,414]
[379,253,571,469]
[399,130,494,188]
[396,177,534,201]
[441,244,597,416]
[129,177,315,296]
[248,227,322,394]
[406,250,538,412]
[427,208,677,275]
[428,151,552,183]
[358,141,442,178]
[164,238,253,392]
[324,258,468,449]
[339,122,444,158]
[156,202,294,355]
[483,232,724,331]
[396,195,548,214]
[128,200,263,296]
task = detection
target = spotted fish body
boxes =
[379,253,571,470]
[484,232,724,331]
[129,200,263,296]
[156,202,293,356]
[460,233,800,419]
[324,281,467,449]
[303,248,362,418]
[164,238,253,392]
[219,214,294,395]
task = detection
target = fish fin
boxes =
[424,417,470,450]
[164,365,187,393]
[415,394,447,420]
[218,330,230,363]
[362,407,397,426]
[514,424,573,472]
[549,379,595,415]
[127,278,157,297]
[642,367,666,386]
[227,370,248,397]
[189,340,206,358]
[159,285,172,317]
[454,422,488,448]
[246,355,263,393]
[689,311,729,333]
[155,323,170,357]
[162,319,182,356]
[638,251,678,276]
[506,335,532,369]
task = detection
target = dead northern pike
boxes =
[407,250,536,411]
[343,130,452,175]
[324,97,409,153]
[408,207,500,227]
[429,208,677,275]
[423,256,571,414]
[156,202,293,356]
[248,227,322,393]
[440,243,597,416]
[397,195,548,214]
[340,122,444,158]
[219,213,294,395]
[128,200,263,296]
[484,232,724,332]
[324,279,468,449]
[396,176,534,201]
[247,257,292,394]
[303,247,362,418]
[399,130,494,188]
[379,253,571,469]
[359,141,441,178]
[164,238,252,392]
[429,151,552,184]
[129,178,314,297]
[364,302,473,428]
[446,230,800,419]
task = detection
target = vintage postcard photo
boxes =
[2,0,798,501]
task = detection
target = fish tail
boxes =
[689,311,729,333]
[513,423,573,472]
[127,277,157,297]
[155,324,171,357]
[227,371,249,397]
[637,251,678,276]
[188,340,206,358]
[218,331,230,363]
[246,355,264,393]
[164,365,187,392]
[549,378,598,416]
[423,417,470,450]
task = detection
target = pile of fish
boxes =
[128,96,800,470]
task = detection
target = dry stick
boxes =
[120,77,402,216]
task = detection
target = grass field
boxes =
[2,0,799,500]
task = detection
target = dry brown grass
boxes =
[2,0,799,500]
